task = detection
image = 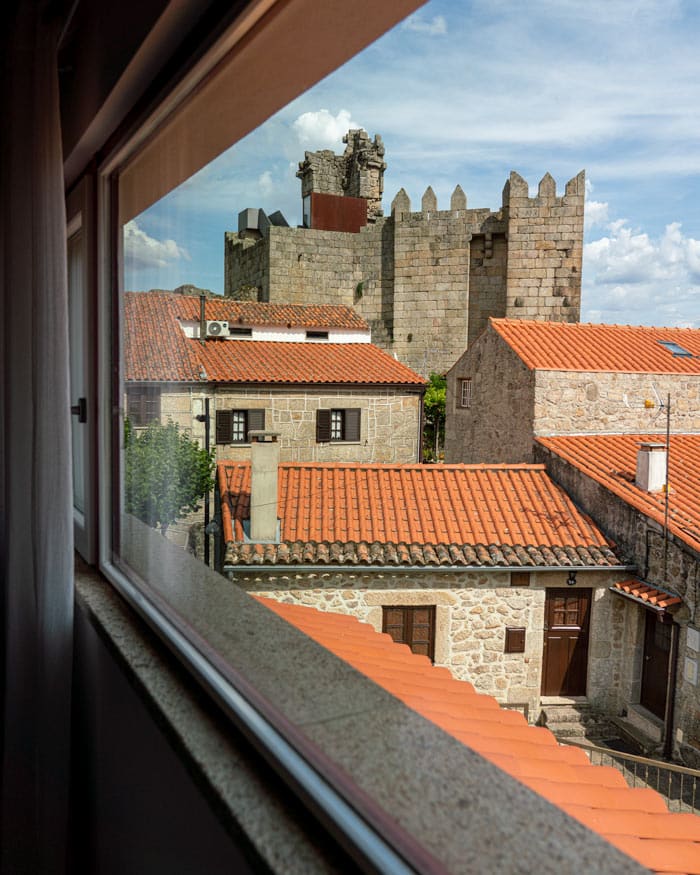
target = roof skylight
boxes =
[657,340,694,357]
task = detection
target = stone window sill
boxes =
[78,521,643,874]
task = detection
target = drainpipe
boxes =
[663,619,680,760]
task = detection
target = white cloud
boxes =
[258,170,274,196]
[402,13,447,35]
[293,109,361,149]
[584,200,609,232]
[582,220,700,326]
[123,220,189,270]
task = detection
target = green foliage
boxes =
[125,418,215,534]
[423,372,446,461]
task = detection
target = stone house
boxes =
[124,290,426,463]
[224,129,584,377]
[445,318,700,464]
[536,433,700,768]
[216,434,633,722]
[266,598,700,872]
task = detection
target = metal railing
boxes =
[561,739,700,814]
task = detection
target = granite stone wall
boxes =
[224,132,584,378]
[233,568,624,721]
[149,384,422,464]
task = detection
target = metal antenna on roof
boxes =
[663,392,671,584]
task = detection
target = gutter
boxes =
[225,563,637,577]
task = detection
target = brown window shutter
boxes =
[505,627,526,653]
[344,408,361,441]
[215,409,233,444]
[247,408,265,435]
[316,409,331,442]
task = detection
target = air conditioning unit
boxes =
[205,320,229,337]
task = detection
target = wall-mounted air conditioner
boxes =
[205,320,229,337]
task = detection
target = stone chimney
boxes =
[635,442,667,493]
[249,431,280,542]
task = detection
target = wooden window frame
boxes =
[126,385,161,426]
[316,408,361,443]
[215,408,265,444]
[382,605,436,662]
[459,378,472,409]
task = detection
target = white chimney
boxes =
[635,442,667,493]
[249,431,280,542]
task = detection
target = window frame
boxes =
[459,377,472,409]
[126,385,162,426]
[382,605,436,662]
[216,407,265,444]
[316,407,361,443]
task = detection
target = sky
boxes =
[125,0,700,328]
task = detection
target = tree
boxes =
[124,418,215,534]
[423,372,446,462]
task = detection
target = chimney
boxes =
[635,442,667,493]
[249,431,280,542]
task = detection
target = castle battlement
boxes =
[225,131,584,377]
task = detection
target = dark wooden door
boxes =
[640,611,671,720]
[382,606,436,661]
[541,589,591,696]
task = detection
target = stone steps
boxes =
[537,704,617,743]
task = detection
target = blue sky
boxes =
[125,0,700,327]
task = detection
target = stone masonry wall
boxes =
[224,142,584,378]
[234,568,624,720]
[149,384,422,464]
[535,370,700,436]
[224,232,269,300]
[444,323,536,463]
[536,444,700,766]
[503,170,584,323]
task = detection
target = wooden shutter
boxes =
[344,408,361,441]
[215,409,233,444]
[316,409,331,442]
[247,408,266,437]
[382,606,436,661]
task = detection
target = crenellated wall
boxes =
[224,131,584,376]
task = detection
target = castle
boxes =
[224,129,584,376]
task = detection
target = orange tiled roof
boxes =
[538,433,700,554]
[491,318,700,374]
[259,599,700,874]
[124,292,422,385]
[219,462,621,568]
[611,580,683,611]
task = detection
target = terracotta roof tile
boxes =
[258,599,700,874]
[612,580,683,610]
[491,318,700,374]
[538,433,700,554]
[219,462,622,568]
[124,291,423,385]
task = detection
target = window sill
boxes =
[77,522,642,874]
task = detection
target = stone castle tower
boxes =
[224,130,584,376]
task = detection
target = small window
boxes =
[306,330,329,340]
[316,408,361,442]
[126,385,161,425]
[382,606,436,662]
[228,326,253,337]
[658,340,693,357]
[216,408,265,444]
[302,194,311,229]
[459,378,472,408]
[510,571,530,587]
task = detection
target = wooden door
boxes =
[541,589,591,696]
[640,611,671,720]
